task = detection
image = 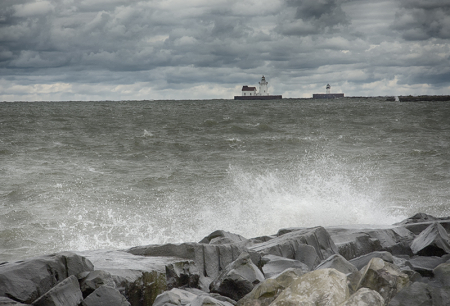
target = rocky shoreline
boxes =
[2,213,450,305]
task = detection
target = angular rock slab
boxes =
[408,256,447,277]
[315,254,357,274]
[411,222,450,256]
[0,252,93,304]
[349,251,395,270]
[270,268,349,306]
[78,249,192,306]
[249,226,338,268]
[237,268,304,306]
[126,242,260,291]
[327,226,415,260]
[79,270,116,298]
[339,288,384,306]
[261,255,309,279]
[31,275,82,306]
[199,230,247,245]
[81,286,130,306]
[357,258,410,303]
[210,252,264,301]
[0,297,29,305]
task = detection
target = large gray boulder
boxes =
[394,213,450,235]
[126,242,261,291]
[248,226,338,268]
[357,258,410,303]
[152,288,198,306]
[81,286,130,306]
[349,251,395,270]
[31,275,82,306]
[0,252,93,304]
[270,268,349,306]
[78,270,116,298]
[199,230,247,245]
[411,222,450,256]
[209,252,264,301]
[433,263,450,287]
[261,255,309,278]
[408,256,448,277]
[78,249,193,306]
[339,288,384,306]
[236,268,304,306]
[327,226,415,260]
[388,282,450,306]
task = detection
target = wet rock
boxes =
[236,268,304,306]
[270,268,349,306]
[388,281,450,306]
[339,288,384,306]
[189,295,234,306]
[210,252,264,301]
[79,270,116,298]
[327,226,415,260]
[261,255,309,278]
[315,254,358,274]
[0,252,93,304]
[166,261,200,290]
[433,263,450,287]
[78,249,181,306]
[199,230,247,245]
[81,286,130,306]
[0,297,30,305]
[248,226,337,268]
[411,222,450,256]
[126,242,261,291]
[349,251,395,270]
[408,256,447,277]
[32,275,82,306]
[394,213,443,225]
[357,258,410,303]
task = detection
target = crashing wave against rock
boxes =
[1,213,450,305]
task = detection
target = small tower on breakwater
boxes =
[259,76,269,96]
[313,84,344,99]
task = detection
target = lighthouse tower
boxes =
[259,76,269,96]
[326,84,331,94]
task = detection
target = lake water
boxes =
[1,98,449,261]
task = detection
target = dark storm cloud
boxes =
[0,0,449,100]
[278,0,350,36]
[392,0,450,40]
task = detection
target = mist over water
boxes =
[1,99,449,261]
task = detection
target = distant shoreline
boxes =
[2,95,450,103]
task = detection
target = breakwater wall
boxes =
[1,213,450,305]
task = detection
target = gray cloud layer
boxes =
[0,0,449,100]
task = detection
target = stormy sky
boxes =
[1,0,449,101]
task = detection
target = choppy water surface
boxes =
[1,98,449,261]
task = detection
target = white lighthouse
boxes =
[326,84,331,94]
[258,76,269,96]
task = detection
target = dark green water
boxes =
[1,98,449,261]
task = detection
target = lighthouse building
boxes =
[258,76,269,96]
[235,76,282,100]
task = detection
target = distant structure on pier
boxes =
[313,84,344,99]
[235,76,282,100]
